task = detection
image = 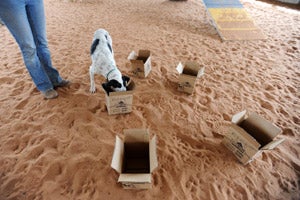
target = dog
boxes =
[89,29,130,93]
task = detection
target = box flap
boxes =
[123,129,149,143]
[245,112,282,140]
[150,135,158,172]
[197,67,205,78]
[111,136,124,173]
[138,50,150,58]
[144,56,152,77]
[176,62,184,74]
[261,138,285,150]
[128,51,137,61]
[118,173,151,183]
[232,110,247,124]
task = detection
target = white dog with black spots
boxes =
[89,29,129,93]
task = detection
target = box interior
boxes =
[122,142,150,173]
[136,56,148,63]
[239,118,273,147]
[182,62,200,76]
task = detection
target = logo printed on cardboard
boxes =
[115,101,126,108]
[132,68,143,76]
[234,142,245,153]
[233,142,246,159]
[178,81,192,89]
[123,183,136,189]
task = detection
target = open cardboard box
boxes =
[176,61,205,94]
[103,80,135,115]
[222,110,285,164]
[111,129,158,189]
[128,50,151,78]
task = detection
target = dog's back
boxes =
[90,29,115,76]
[89,29,130,93]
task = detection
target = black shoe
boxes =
[54,79,70,89]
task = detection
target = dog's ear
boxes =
[90,39,99,55]
[107,42,112,53]
[102,82,113,94]
[122,76,130,87]
[102,82,109,94]
[102,80,122,93]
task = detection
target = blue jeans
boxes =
[0,0,63,92]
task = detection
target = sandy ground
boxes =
[0,0,299,199]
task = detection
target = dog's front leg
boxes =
[89,65,96,93]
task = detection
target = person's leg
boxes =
[0,0,54,93]
[26,0,64,86]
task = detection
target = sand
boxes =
[0,0,299,199]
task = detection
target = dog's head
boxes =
[102,76,130,93]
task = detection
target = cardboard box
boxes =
[104,81,135,115]
[111,129,158,189]
[222,110,284,164]
[128,50,151,78]
[176,61,205,94]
